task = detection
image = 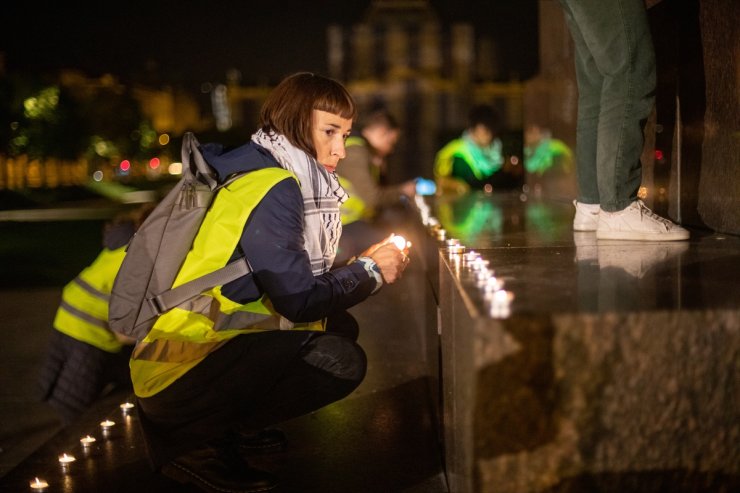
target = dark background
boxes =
[2,0,539,88]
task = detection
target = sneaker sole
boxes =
[573,224,598,232]
[596,230,689,241]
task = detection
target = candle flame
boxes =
[390,235,407,251]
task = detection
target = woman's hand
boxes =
[361,235,410,284]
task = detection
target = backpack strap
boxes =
[142,257,252,322]
[182,132,218,190]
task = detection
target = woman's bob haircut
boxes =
[259,72,357,157]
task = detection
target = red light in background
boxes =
[655,149,664,161]
[120,160,131,171]
[149,157,161,169]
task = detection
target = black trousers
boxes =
[137,312,366,469]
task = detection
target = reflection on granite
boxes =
[429,192,740,492]
[433,192,740,315]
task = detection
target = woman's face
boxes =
[311,110,353,173]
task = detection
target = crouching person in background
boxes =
[38,205,152,425]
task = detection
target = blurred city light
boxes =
[148,157,161,169]
[168,162,183,175]
[158,134,170,146]
[23,87,59,120]
[119,160,131,171]
[93,170,104,182]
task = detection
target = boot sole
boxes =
[162,461,277,493]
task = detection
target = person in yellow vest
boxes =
[336,109,416,264]
[434,104,505,194]
[37,205,151,425]
[132,73,410,493]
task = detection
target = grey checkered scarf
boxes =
[251,129,347,275]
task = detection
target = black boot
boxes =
[161,444,277,493]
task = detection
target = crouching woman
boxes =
[131,72,409,493]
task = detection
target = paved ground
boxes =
[0,211,448,492]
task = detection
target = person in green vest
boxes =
[434,104,505,194]
[337,109,416,264]
[523,124,574,176]
[37,205,152,425]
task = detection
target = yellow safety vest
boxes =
[54,247,127,353]
[130,167,325,398]
[338,137,369,225]
[338,175,367,225]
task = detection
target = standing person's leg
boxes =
[563,0,655,211]
[560,0,603,208]
[560,0,604,232]
[561,0,686,241]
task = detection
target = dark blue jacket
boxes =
[200,141,375,324]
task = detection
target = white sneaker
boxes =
[596,200,689,241]
[573,200,600,231]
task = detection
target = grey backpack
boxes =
[108,132,251,341]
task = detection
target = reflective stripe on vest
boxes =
[53,247,126,353]
[130,167,325,398]
[434,138,503,181]
[338,136,369,224]
[434,138,482,180]
[338,175,367,225]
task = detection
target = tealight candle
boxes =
[120,402,135,413]
[390,235,407,251]
[100,419,115,436]
[58,453,76,472]
[484,277,504,293]
[464,251,479,263]
[80,435,96,447]
[475,269,492,285]
[448,245,465,255]
[30,477,48,491]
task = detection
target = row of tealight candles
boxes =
[414,195,514,318]
[29,401,135,491]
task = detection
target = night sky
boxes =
[3,1,539,88]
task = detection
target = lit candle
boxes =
[475,269,492,285]
[120,402,135,414]
[464,251,479,263]
[29,477,48,491]
[80,435,96,447]
[448,244,465,255]
[484,277,504,293]
[100,419,115,436]
[390,235,407,251]
[446,238,460,247]
[58,453,76,472]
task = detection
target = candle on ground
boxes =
[29,477,49,490]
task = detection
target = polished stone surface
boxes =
[432,191,740,315]
[426,191,740,493]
